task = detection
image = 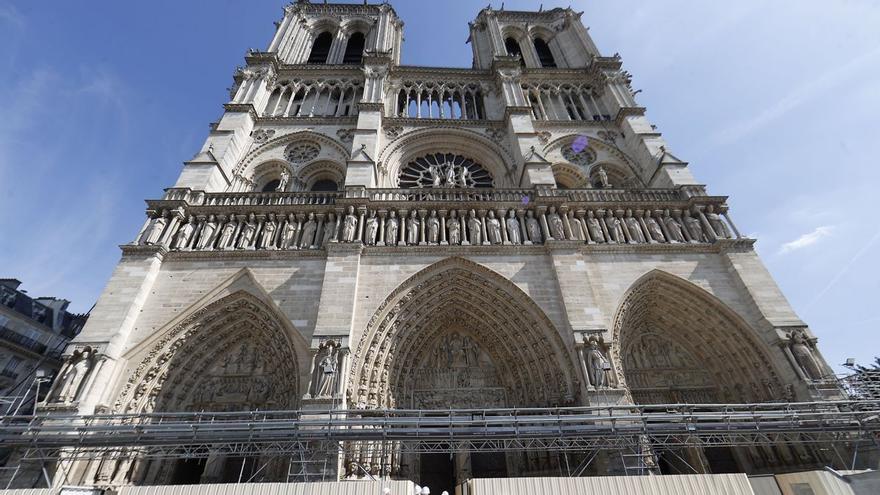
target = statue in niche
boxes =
[506,210,522,244]
[525,210,542,243]
[459,166,470,188]
[277,171,290,191]
[683,211,705,242]
[597,166,610,188]
[281,213,299,249]
[321,213,336,247]
[624,210,645,243]
[195,215,218,250]
[789,329,824,380]
[705,205,731,239]
[427,210,440,244]
[260,214,277,249]
[218,217,237,249]
[299,212,317,249]
[142,211,167,245]
[406,210,420,245]
[171,216,195,250]
[606,210,626,243]
[584,338,610,388]
[486,211,502,244]
[445,164,456,187]
[644,211,665,243]
[385,210,399,245]
[448,210,461,245]
[237,213,257,249]
[547,206,565,240]
[56,348,94,402]
[342,206,358,242]
[315,345,339,397]
[586,210,605,242]
[467,209,482,245]
[364,211,379,245]
[663,210,686,243]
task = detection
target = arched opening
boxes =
[613,271,823,475]
[504,37,525,66]
[310,179,338,191]
[307,32,333,64]
[110,290,306,485]
[342,32,365,64]
[347,258,577,489]
[533,38,556,68]
[261,179,280,192]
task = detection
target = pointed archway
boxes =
[346,258,578,485]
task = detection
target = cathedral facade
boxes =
[41,0,841,488]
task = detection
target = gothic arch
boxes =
[551,162,588,188]
[348,257,578,409]
[298,159,346,190]
[251,160,292,191]
[544,135,645,187]
[611,270,785,405]
[114,287,309,414]
[378,128,515,188]
[235,130,349,179]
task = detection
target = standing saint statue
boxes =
[586,211,605,242]
[142,212,167,245]
[385,210,399,245]
[547,206,565,240]
[789,330,824,380]
[342,206,358,242]
[585,339,609,388]
[427,210,440,244]
[260,214,277,249]
[406,210,420,245]
[277,171,290,191]
[218,217,237,249]
[705,205,731,239]
[196,215,218,250]
[316,350,338,397]
[171,216,195,250]
[299,213,318,249]
[365,211,379,245]
[237,213,257,249]
[445,164,456,187]
[486,211,502,244]
[281,213,299,249]
[448,210,461,245]
[466,209,482,245]
[525,210,542,243]
[682,211,704,243]
[506,210,521,244]
[644,211,665,243]
[664,210,686,243]
[624,210,645,243]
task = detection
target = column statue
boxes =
[586,210,605,242]
[683,211,705,243]
[299,212,318,249]
[547,206,565,240]
[142,212,167,245]
[525,210,542,243]
[56,348,94,402]
[606,210,626,243]
[663,210,686,243]
[322,213,336,247]
[385,210,399,245]
[365,211,379,245]
[584,338,609,388]
[406,210,420,245]
[236,213,257,249]
[485,210,502,244]
[195,215,218,250]
[467,209,482,245]
[705,205,731,239]
[171,216,195,250]
[506,210,522,244]
[448,210,461,245]
[342,206,358,242]
[624,210,645,243]
[217,217,237,249]
[277,171,290,191]
[281,213,299,249]
[260,214,277,249]
[427,211,440,244]
[789,329,824,380]
[643,210,665,243]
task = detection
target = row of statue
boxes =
[137,204,736,250]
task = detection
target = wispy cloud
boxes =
[778,226,835,254]
[808,228,880,307]
[0,3,25,30]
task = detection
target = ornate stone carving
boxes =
[336,128,355,143]
[398,153,492,189]
[299,212,318,249]
[485,210,502,244]
[251,129,275,143]
[525,210,542,244]
[53,347,96,403]
[506,210,522,244]
[547,206,565,240]
[788,328,824,380]
[561,145,596,167]
[384,125,403,139]
[342,206,359,243]
[385,210,399,245]
[284,142,320,164]
[310,340,341,398]
[171,216,195,250]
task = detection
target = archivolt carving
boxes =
[114,291,304,414]
[349,258,578,409]
[611,270,784,404]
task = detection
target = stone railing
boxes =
[134,188,743,253]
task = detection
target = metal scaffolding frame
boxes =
[1,400,878,463]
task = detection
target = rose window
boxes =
[284,143,320,164]
[562,145,596,167]
[398,153,493,189]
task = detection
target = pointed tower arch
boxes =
[611,270,785,405]
[348,257,578,410]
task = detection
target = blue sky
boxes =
[1,1,878,370]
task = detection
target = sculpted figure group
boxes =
[140,204,736,251]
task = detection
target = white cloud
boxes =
[778,226,834,254]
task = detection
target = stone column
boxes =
[377,210,387,246]
[517,210,530,245]
[478,209,489,245]
[439,209,448,245]
[398,208,408,246]
[418,209,427,245]
[537,206,552,240]
[499,208,510,244]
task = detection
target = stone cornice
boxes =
[255,115,358,125]
[223,103,258,118]
[391,66,492,78]
[614,106,647,124]
[383,117,503,128]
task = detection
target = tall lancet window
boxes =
[342,32,366,64]
[534,38,556,68]
[307,32,333,64]
[504,37,525,66]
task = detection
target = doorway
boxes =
[420,453,455,495]
[471,452,507,478]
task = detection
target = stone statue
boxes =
[142,212,167,245]
[705,205,731,239]
[448,210,461,245]
[321,213,336,247]
[683,211,704,243]
[789,329,823,380]
[445,164,456,187]
[299,212,318,249]
[277,171,290,191]
[644,211,665,243]
[664,210,685,243]
[171,216,195,250]
[342,206,358,242]
[466,209,482,245]
[586,211,605,242]
[385,210,399,245]
[624,210,645,243]
[365,211,379,245]
[407,210,420,245]
[486,211,502,244]
[57,349,93,402]
[236,213,257,249]
[585,339,609,388]
[281,213,299,249]
[430,164,442,188]
[597,166,610,188]
[547,206,565,240]
[427,211,440,244]
[606,211,626,243]
[195,215,217,250]
[218,217,237,249]
[316,348,338,397]
[459,166,470,188]
[260,214,277,249]
[506,210,521,244]
[525,210,542,243]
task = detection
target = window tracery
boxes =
[283,142,320,164]
[398,153,493,189]
[561,144,596,167]
[522,83,610,121]
[264,79,364,118]
[395,81,485,120]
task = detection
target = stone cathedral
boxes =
[39,0,843,490]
